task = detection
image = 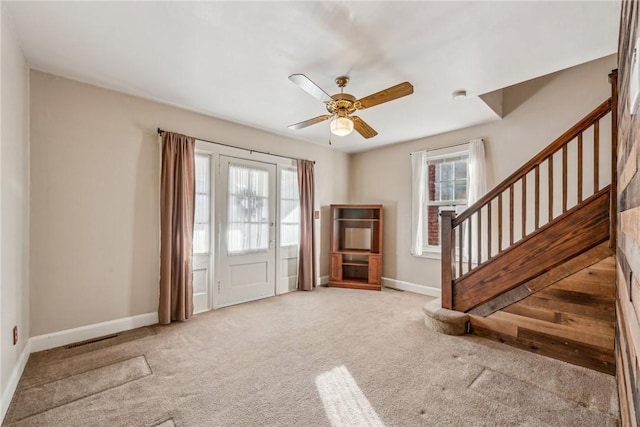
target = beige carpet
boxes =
[4,287,618,426]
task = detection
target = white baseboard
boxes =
[1,340,32,424]
[30,312,158,353]
[382,277,441,298]
[318,275,329,286]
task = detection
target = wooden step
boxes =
[469,256,616,375]
[469,241,613,317]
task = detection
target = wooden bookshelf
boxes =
[328,204,383,291]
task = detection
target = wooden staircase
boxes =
[439,71,618,374]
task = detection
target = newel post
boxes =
[609,69,618,250]
[440,210,456,310]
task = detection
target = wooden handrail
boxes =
[453,98,611,226]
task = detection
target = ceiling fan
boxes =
[287,74,414,139]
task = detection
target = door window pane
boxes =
[227,163,270,255]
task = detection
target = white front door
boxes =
[217,156,276,307]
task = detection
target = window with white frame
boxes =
[424,151,470,252]
[412,142,483,258]
[280,167,300,247]
[193,153,211,254]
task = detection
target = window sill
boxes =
[412,250,441,260]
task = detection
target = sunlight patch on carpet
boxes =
[8,355,152,422]
[315,365,384,427]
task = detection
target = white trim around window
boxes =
[411,142,478,259]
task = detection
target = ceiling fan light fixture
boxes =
[288,74,413,139]
[330,116,354,136]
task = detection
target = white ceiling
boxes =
[5,1,619,153]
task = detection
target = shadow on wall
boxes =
[502,72,558,117]
[479,71,560,119]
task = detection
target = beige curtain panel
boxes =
[297,159,316,291]
[159,131,195,324]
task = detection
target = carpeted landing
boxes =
[4,287,618,426]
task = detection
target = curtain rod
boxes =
[157,128,315,164]
[409,139,482,155]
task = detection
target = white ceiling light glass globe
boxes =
[330,117,354,136]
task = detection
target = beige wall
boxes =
[1,3,30,407]
[349,54,617,290]
[29,71,349,336]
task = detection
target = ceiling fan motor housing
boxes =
[326,93,358,117]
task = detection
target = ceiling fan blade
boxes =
[288,74,333,103]
[287,115,333,130]
[356,82,414,110]
[351,116,378,139]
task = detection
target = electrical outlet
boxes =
[12,326,17,345]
